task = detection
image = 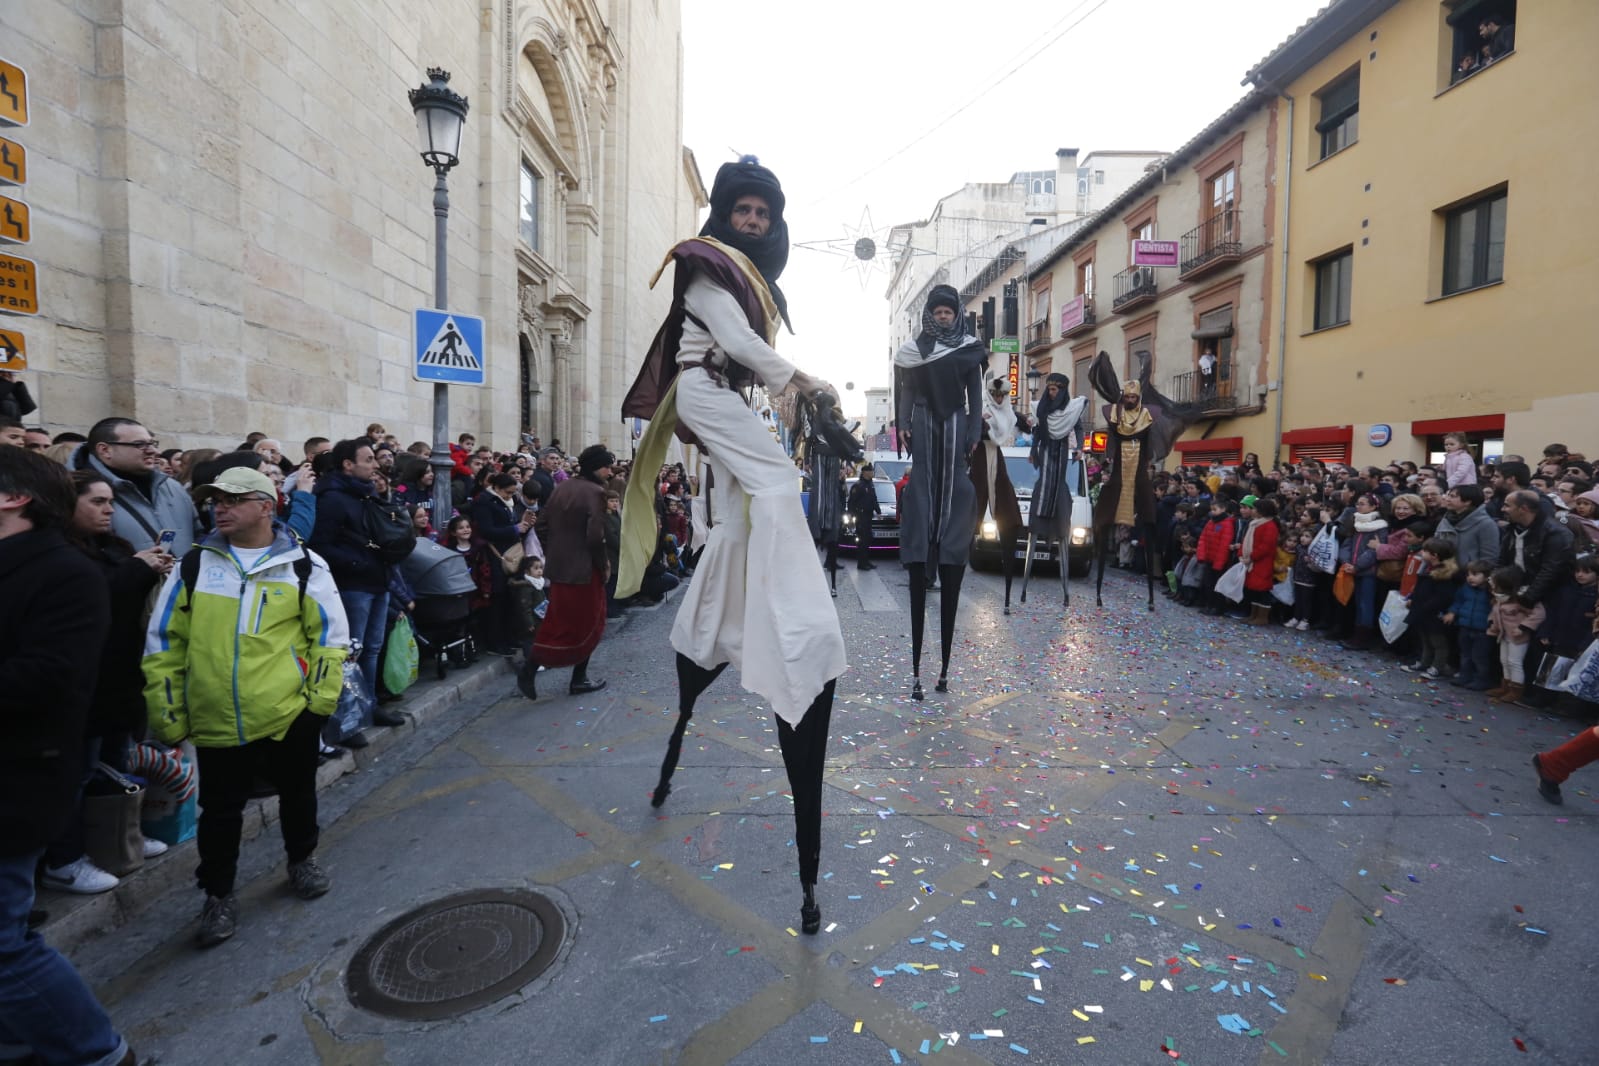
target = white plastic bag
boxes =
[1215,561,1248,604]
[1271,576,1295,606]
[1307,527,1339,575]
[1378,590,1410,644]
[1557,642,1599,703]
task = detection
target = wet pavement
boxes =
[81,563,1598,1065]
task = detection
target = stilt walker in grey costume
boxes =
[894,285,986,700]
[1020,372,1088,607]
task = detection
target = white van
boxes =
[970,446,1093,576]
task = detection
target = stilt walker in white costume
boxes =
[619,156,847,935]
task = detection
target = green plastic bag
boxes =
[382,614,419,695]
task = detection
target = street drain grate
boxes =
[346,888,565,1020]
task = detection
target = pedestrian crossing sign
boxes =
[413,308,485,385]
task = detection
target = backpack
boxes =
[178,547,313,612]
[359,496,418,565]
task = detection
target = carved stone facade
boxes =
[10,0,706,451]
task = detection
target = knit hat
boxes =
[578,445,615,476]
[925,284,961,314]
[1240,494,1259,508]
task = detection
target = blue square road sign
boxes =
[413,308,485,385]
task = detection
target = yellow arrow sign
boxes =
[0,194,26,244]
[0,135,22,186]
[0,327,23,371]
[0,60,27,128]
[0,253,38,315]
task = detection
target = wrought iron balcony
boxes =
[1060,298,1097,338]
[1111,265,1157,313]
[1179,212,1243,279]
[1025,317,1052,352]
[1167,357,1241,415]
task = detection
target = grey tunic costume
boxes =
[893,334,986,567]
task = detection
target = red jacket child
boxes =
[1196,510,1238,572]
[1243,517,1280,591]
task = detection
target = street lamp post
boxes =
[409,68,469,527]
[1026,365,1043,403]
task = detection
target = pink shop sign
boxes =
[1131,240,1180,268]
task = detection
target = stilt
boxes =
[1060,539,1071,608]
[652,653,728,807]
[1020,532,1037,604]
[935,563,964,693]
[1094,531,1108,608]
[777,679,836,933]
[908,562,926,700]
[999,529,1016,615]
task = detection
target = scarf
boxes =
[1353,513,1388,534]
[982,381,1017,444]
[1033,373,1072,425]
[699,156,791,330]
[1046,397,1088,442]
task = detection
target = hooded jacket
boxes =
[71,444,199,556]
[143,526,350,748]
[1437,504,1499,567]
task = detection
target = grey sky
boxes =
[681,0,1328,412]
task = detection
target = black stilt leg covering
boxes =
[652,653,729,807]
[999,530,1016,613]
[778,679,836,932]
[936,564,965,690]
[908,563,927,699]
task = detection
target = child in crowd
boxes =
[445,515,499,653]
[1401,538,1458,678]
[1446,560,1496,690]
[1176,534,1204,606]
[1287,527,1319,630]
[1196,499,1239,615]
[411,503,434,542]
[1485,564,1546,703]
[1520,553,1599,707]
[1442,431,1476,489]
[1237,496,1280,623]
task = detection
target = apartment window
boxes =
[1094,170,1105,184]
[519,162,540,250]
[1442,189,1506,294]
[1208,166,1237,238]
[1447,0,1516,84]
[1078,260,1094,301]
[1315,70,1359,159]
[1313,249,1353,329]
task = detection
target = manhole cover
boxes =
[346,888,566,1020]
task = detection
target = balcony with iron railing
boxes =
[1167,357,1241,415]
[1179,211,1243,280]
[1059,297,1097,338]
[1025,317,1052,353]
[1111,265,1157,313]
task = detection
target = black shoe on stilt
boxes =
[801,886,821,935]
[912,680,924,701]
[934,675,948,693]
[650,780,672,808]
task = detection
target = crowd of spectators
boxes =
[1111,440,1597,711]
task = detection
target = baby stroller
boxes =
[400,539,477,680]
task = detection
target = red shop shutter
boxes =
[1289,442,1351,464]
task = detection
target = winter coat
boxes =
[78,535,162,738]
[1407,559,1458,632]
[1498,514,1576,608]
[1196,515,1237,571]
[1443,449,1476,489]
[0,529,110,857]
[469,491,522,552]
[1487,598,1545,645]
[847,477,882,518]
[1338,520,1388,576]
[1437,505,1498,567]
[70,445,200,556]
[309,472,388,594]
[536,475,607,586]
[1536,580,1597,658]
[1447,583,1492,632]
[1243,519,1279,591]
[144,528,349,747]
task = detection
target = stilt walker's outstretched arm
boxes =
[777,679,837,933]
[652,653,729,807]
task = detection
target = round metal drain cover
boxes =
[346,888,565,1020]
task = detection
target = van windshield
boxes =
[1005,455,1083,497]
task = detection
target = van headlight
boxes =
[1070,526,1089,545]
[843,514,855,529]
[980,519,998,540]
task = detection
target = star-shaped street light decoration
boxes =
[793,208,898,289]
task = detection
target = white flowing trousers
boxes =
[671,368,847,726]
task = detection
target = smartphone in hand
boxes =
[157,529,177,553]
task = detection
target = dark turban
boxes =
[700,155,791,329]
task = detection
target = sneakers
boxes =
[196,893,239,947]
[1422,667,1442,680]
[1296,619,1311,631]
[41,857,119,895]
[287,857,331,900]
[1399,661,1421,673]
[142,836,169,858]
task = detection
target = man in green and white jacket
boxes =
[143,467,349,948]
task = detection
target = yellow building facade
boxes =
[1250,0,1599,468]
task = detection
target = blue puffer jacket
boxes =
[308,473,386,593]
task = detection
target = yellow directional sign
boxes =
[0,327,23,370]
[0,60,27,128]
[0,194,26,244]
[0,253,38,315]
[0,135,22,186]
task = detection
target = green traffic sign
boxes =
[990,337,1019,354]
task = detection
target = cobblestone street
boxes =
[83,565,1597,1065]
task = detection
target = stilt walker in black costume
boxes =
[1086,350,1199,610]
[971,373,1026,615]
[794,390,863,598]
[893,285,986,699]
[1021,373,1088,608]
[619,157,847,935]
